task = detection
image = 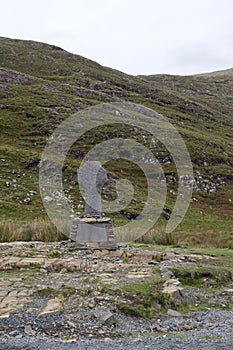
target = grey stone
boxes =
[24,325,36,336]
[77,223,107,243]
[167,309,182,317]
[42,263,54,272]
[94,309,117,326]
[78,161,107,217]
[104,337,113,342]
[43,196,53,203]
[160,266,175,280]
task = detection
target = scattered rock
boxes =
[104,337,113,342]
[163,279,185,303]
[0,240,232,348]
[43,196,53,203]
[94,308,117,326]
[39,297,64,316]
[24,324,36,336]
[167,309,182,317]
[160,266,175,279]
[67,321,77,328]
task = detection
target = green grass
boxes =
[34,285,77,298]
[171,266,233,287]
[185,246,233,258]
[101,273,177,319]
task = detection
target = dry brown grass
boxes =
[0,219,232,249]
[172,230,233,249]
[0,219,67,242]
[137,226,233,248]
[136,225,175,245]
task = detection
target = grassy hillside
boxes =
[0,37,232,246]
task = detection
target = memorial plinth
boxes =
[69,161,117,250]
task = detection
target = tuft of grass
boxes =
[171,266,233,287]
[136,225,175,246]
[135,224,233,249]
[172,230,233,249]
[103,276,183,319]
[0,219,67,242]
[34,284,76,298]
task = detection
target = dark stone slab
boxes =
[78,161,107,217]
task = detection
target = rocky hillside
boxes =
[0,37,232,241]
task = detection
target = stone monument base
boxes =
[69,217,117,250]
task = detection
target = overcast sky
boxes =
[1,0,233,75]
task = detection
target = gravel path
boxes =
[1,310,233,349]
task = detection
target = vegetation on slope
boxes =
[0,37,232,246]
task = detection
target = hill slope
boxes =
[0,37,232,245]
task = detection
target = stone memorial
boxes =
[70,161,117,250]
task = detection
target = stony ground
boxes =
[0,241,233,349]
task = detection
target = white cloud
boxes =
[0,0,233,75]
